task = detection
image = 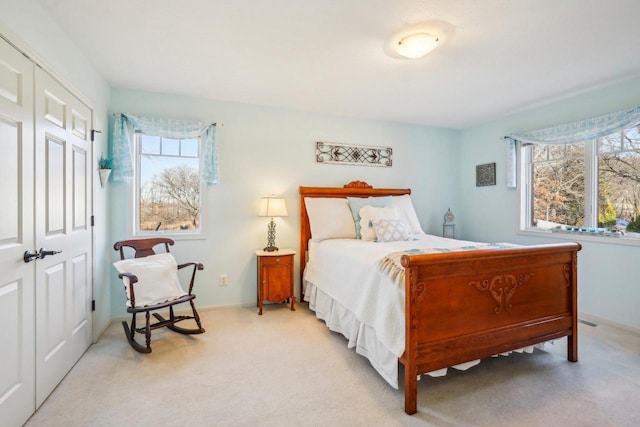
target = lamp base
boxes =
[264,219,279,252]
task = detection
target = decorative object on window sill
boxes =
[316,142,392,167]
[476,162,496,187]
[443,208,455,239]
[258,196,288,252]
[98,154,113,189]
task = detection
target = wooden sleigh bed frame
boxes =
[299,181,581,415]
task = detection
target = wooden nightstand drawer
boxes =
[255,249,295,315]
[259,255,292,267]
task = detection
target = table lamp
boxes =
[258,196,288,252]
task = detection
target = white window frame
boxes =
[518,139,640,246]
[130,131,207,240]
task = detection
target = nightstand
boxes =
[255,249,295,315]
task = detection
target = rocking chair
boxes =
[113,238,205,353]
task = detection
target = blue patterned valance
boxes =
[111,114,218,184]
[507,105,640,145]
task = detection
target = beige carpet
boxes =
[25,304,640,427]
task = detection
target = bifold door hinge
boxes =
[91,300,96,311]
[91,215,95,227]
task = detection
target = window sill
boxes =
[517,228,640,247]
[134,230,206,241]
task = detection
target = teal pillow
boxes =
[347,196,393,239]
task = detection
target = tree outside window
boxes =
[135,133,202,234]
[527,125,640,233]
[598,127,640,231]
[532,142,585,228]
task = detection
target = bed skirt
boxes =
[304,280,544,389]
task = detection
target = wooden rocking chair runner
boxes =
[113,238,205,353]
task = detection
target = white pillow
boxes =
[113,252,186,307]
[392,195,425,235]
[304,197,356,241]
[359,205,402,241]
[372,218,411,242]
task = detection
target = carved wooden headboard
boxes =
[298,181,411,297]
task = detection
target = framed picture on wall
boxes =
[476,162,496,187]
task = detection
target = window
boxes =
[599,127,640,230]
[529,142,586,228]
[134,132,204,236]
[523,125,640,234]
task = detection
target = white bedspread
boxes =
[303,234,541,388]
[305,235,475,356]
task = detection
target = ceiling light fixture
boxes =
[396,32,439,59]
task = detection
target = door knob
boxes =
[23,250,40,263]
[39,248,62,259]
[23,248,62,263]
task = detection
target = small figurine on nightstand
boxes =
[443,208,455,239]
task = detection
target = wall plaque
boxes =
[476,162,496,186]
[316,141,392,167]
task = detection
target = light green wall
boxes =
[108,89,462,316]
[460,76,640,330]
[5,0,639,331]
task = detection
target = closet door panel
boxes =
[72,146,87,230]
[0,116,21,241]
[0,36,35,427]
[34,67,93,408]
[45,135,66,234]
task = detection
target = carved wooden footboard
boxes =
[399,243,580,414]
[299,181,581,415]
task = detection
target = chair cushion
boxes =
[113,252,186,307]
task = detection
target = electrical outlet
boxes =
[220,274,228,286]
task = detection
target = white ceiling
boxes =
[37,0,640,129]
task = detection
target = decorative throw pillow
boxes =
[372,218,411,242]
[304,197,356,241]
[347,196,393,239]
[113,252,186,307]
[359,205,402,241]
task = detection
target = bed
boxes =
[299,181,581,415]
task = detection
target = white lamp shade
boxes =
[397,33,439,59]
[258,197,288,217]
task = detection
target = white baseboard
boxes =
[579,312,640,335]
[94,320,112,342]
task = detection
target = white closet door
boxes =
[34,68,93,407]
[0,37,36,427]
